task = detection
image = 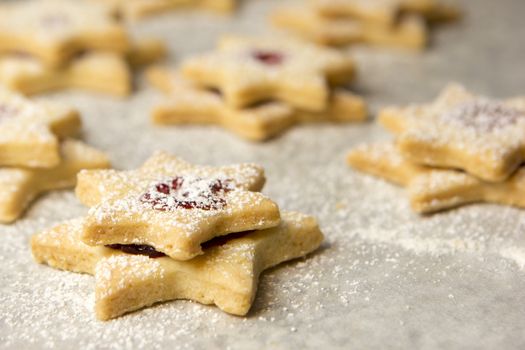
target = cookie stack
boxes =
[145,35,367,141]
[271,0,460,50]
[0,89,110,223]
[0,0,165,97]
[31,153,324,320]
[348,83,525,214]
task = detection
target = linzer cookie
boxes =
[271,7,427,49]
[76,152,280,260]
[0,140,109,223]
[313,0,460,25]
[0,0,129,68]
[379,83,525,182]
[101,0,236,20]
[0,52,130,97]
[0,39,165,96]
[31,212,323,320]
[0,88,81,168]
[181,36,356,112]
[147,67,295,141]
[147,67,366,141]
[348,143,525,213]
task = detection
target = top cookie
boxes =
[0,0,129,68]
[379,83,525,182]
[0,88,81,168]
[76,152,281,260]
[181,36,355,112]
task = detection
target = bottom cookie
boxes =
[348,143,525,213]
[148,67,366,141]
[31,211,324,320]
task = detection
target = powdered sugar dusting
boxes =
[438,99,525,133]
[140,175,234,211]
[96,255,165,299]
[400,85,525,163]
[3,0,525,348]
[0,88,60,143]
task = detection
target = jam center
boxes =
[107,244,166,259]
[140,176,233,211]
[252,50,284,66]
[440,100,525,132]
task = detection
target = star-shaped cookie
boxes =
[0,139,110,223]
[0,0,130,68]
[181,36,356,112]
[0,52,131,97]
[32,211,323,320]
[0,39,165,96]
[76,152,281,260]
[272,6,427,49]
[379,83,525,182]
[348,143,525,213]
[101,0,236,20]
[0,88,81,168]
[147,67,366,141]
[313,0,460,25]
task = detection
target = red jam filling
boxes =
[252,50,284,66]
[107,244,166,259]
[140,176,233,211]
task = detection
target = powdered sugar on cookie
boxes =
[79,152,281,260]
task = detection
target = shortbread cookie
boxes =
[147,67,366,141]
[313,0,460,25]
[0,0,130,68]
[0,139,109,223]
[272,7,427,49]
[101,0,235,20]
[0,89,81,168]
[181,36,356,112]
[76,152,280,260]
[379,83,525,182]
[0,52,131,97]
[0,39,165,96]
[348,143,525,213]
[32,211,323,320]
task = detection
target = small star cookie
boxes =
[0,88,81,168]
[0,52,131,97]
[31,211,323,320]
[181,36,356,112]
[348,143,525,213]
[272,7,427,49]
[147,67,366,141]
[101,0,236,20]
[0,139,110,223]
[379,83,525,182]
[0,0,130,68]
[313,0,460,25]
[0,39,165,96]
[75,152,281,260]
